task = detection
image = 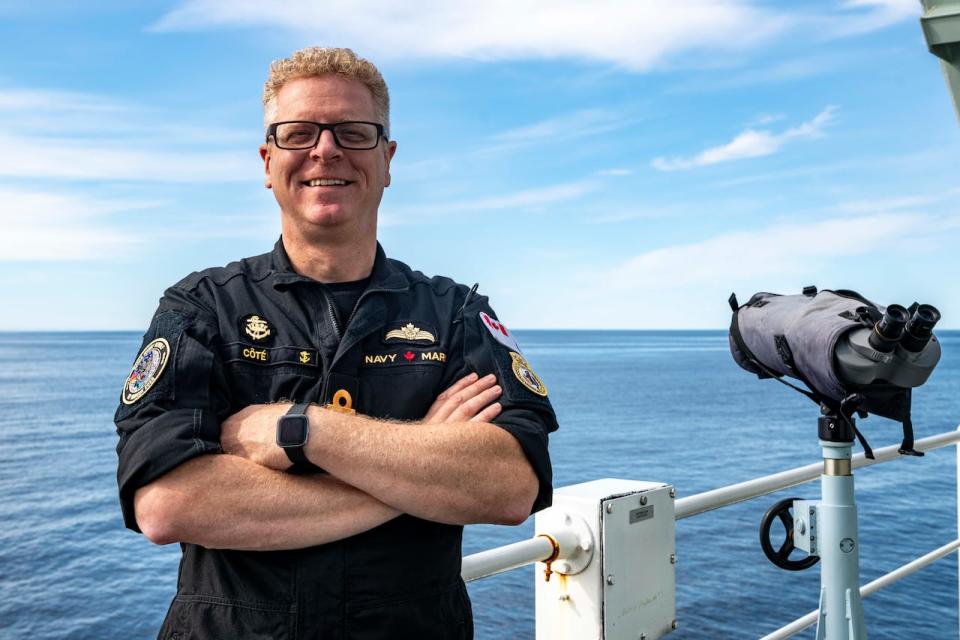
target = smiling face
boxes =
[260,74,397,243]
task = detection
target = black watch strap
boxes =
[282,403,311,466]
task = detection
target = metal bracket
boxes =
[793,500,819,556]
[537,510,595,576]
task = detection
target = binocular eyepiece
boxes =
[902,304,941,352]
[868,303,941,353]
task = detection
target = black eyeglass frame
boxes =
[265,120,387,150]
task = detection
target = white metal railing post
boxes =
[460,428,960,639]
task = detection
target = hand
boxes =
[424,373,502,424]
[221,403,292,470]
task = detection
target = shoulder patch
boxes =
[509,351,548,397]
[479,311,521,353]
[122,338,171,405]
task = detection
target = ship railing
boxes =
[461,426,960,639]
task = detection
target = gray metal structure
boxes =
[921,0,960,119]
[801,440,868,639]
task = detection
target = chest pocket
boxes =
[220,341,320,405]
[358,347,447,420]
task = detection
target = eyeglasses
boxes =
[266,121,386,150]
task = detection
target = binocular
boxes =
[866,303,941,353]
[834,302,941,389]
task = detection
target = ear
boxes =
[259,143,272,189]
[383,140,397,188]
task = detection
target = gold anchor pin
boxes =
[327,389,356,414]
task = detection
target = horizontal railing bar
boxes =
[459,428,960,588]
[861,538,960,597]
[675,429,960,520]
[758,538,960,640]
[462,535,554,583]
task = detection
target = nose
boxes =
[309,129,342,161]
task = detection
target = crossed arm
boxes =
[134,373,540,550]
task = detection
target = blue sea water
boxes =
[0,330,957,639]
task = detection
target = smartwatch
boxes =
[276,403,311,466]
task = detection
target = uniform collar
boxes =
[268,237,408,294]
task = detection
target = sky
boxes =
[1,0,958,330]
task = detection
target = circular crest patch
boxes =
[509,351,547,397]
[122,338,171,405]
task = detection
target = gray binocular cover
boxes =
[729,290,940,404]
[729,289,940,457]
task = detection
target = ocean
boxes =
[0,330,957,639]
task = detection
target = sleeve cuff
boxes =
[117,407,222,532]
[491,408,556,513]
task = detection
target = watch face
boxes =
[277,415,309,447]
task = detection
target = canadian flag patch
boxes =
[479,311,521,353]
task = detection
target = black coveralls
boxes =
[115,240,558,639]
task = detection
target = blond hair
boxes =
[262,47,390,136]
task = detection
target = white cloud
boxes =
[750,113,787,126]
[588,208,672,223]
[831,195,942,214]
[479,109,634,154]
[0,87,256,182]
[462,182,597,211]
[825,0,919,37]
[381,181,598,224]
[0,133,255,182]
[499,211,952,328]
[153,1,918,70]
[0,87,124,116]
[0,187,148,261]
[652,106,837,171]
[599,212,920,289]
[153,0,789,71]
[0,187,280,261]
[595,168,634,177]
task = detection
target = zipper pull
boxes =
[455,283,480,323]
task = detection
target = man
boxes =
[114,47,558,639]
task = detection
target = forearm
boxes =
[134,453,400,550]
[305,407,538,525]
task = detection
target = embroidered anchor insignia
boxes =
[244,315,271,341]
[299,351,311,365]
[384,323,435,343]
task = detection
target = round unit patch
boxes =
[122,338,171,405]
[509,351,547,397]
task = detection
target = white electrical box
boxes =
[535,479,676,640]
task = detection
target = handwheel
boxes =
[759,497,820,571]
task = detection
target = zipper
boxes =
[327,289,371,369]
[343,289,368,329]
[322,286,343,342]
[317,285,369,401]
[321,284,368,343]
[315,288,332,402]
